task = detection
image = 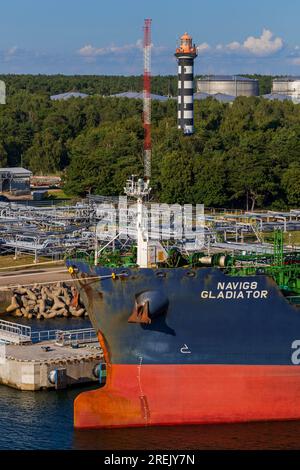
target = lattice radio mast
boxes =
[143,18,152,180]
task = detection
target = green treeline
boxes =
[0,75,299,210]
[0,74,273,97]
[0,74,178,97]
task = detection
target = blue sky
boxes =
[0,0,300,75]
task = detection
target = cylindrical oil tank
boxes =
[272,78,300,98]
[197,75,259,97]
[0,81,5,105]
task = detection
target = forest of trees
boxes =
[0,74,273,97]
[0,74,299,210]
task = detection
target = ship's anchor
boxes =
[128,300,152,325]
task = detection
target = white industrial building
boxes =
[50,92,89,101]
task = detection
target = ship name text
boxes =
[200,282,269,300]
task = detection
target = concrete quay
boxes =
[0,340,103,391]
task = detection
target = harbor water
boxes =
[1,316,300,450]
[4,315,92,333]
[1,380,300,450]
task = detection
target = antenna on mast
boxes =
[124,19,153,268]
[125,19,152,200]
[143,18,152,180]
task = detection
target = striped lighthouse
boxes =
[175,33,197,135]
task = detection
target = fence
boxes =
[54,328,97,346]
[31,330,58,344]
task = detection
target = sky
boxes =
[0,0,300,75]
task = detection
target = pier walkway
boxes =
[0,339,103,390]
[0,320,103,391]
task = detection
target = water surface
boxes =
[1,316,300,450]
[1,383,300,450]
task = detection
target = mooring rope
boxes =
[0,274,112,291]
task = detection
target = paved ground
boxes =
[4,341,102,363]
[0,265,72,289]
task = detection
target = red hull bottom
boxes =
[74,365,300,429]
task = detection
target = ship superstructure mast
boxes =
[124,19,152,268]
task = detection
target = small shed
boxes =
[0,167,32,194]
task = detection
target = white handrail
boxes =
[0,319,31,338]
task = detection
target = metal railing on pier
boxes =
[54,328,97,346]
[0,319,31,343]
[31,330,58,344]
[0,320,97,346]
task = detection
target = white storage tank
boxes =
[197,75,259,97]
[0,81,5,104]
[272,77,300,99]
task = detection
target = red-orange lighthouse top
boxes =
[175,32,197,57]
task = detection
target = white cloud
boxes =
[78,39,168,61]
[6,46,18,57]
[3,46,23,62]
[243,29,283,56]
[196,42,210,54]
[291,58,300,65]
[78,39,151,58]
[78,43,135,57]
[195,29,284,57]
[226,41,241,51]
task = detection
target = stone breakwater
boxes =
[4,283,88,319]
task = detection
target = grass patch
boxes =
[0,255,63,270]
[46,189,71,199]
[261,231,300,247]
